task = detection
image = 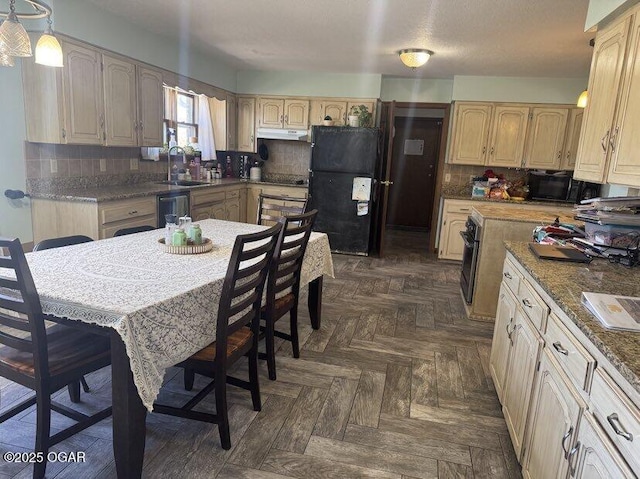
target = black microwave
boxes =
[528,172,600,204]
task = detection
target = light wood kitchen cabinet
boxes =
[574,14,632,182]
[191,186,245,223]
[226,94,237,150]
[486,105,530,168]
[561,108,584,170]
[347,101,376,123]
[237,97,256,152]
[103,55,137,147]
[502,309,544,459]
[137,66,164,147]
[522,349,583,479]
[22,58,64,143]
[257,98,309,129]
[523,107,569,169]
[437,199,473,260]
[490,283,519,402]
[245,184,308,224]
[607,10,640,186]
[448,102,493,165]
[99,197,157,238]
[574,413,635,479]
[62,41,104,145]
[310,100,348,126]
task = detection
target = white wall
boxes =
[380,77,453,103]
[0,0,238,242]
[452,76,588,104]
[237,71,382,98]
[585,0,638,30]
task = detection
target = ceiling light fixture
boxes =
[576,90,588,108]
[398,48,433,69]
[0,0,62,67]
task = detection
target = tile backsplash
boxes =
[440,163,528,196]
[260,140,311,178]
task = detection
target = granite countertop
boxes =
[442,192,573,208]
[472,204,577,224]
[505,241,640,396]
[29,178,308,203]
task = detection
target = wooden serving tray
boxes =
[158,237,213,254]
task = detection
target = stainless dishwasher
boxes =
[157,192,190,227]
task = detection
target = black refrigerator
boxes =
[309,126,379,255]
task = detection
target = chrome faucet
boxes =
[167,146,186,181]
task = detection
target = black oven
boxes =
[460,216,481,304]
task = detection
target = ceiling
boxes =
[86,0,594,79]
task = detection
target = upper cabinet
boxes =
[226,94,238,150]
[309,99,376,127]
[574,10,634,184]
[23,39,164,147]
[523,107,569,169]
[257,98,309,129]
[560,108,584,170]
[449,101,578,170]
[237,96,256,152]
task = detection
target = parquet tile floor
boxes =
[0,230,521,478]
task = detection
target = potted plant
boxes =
[323,115,334,126]
[349,104,372,128]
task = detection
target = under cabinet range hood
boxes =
[256,128,308,141]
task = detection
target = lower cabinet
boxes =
[437,199,473,260]
[490,283,518,402]
[522,349,583,479]
[191,186,245,223]
[246,184,308,225]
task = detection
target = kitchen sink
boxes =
[156,180,208,187]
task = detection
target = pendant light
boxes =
[398,49,434,69]
[0,0,31,57]
[35,14,62,67]
[0,49,15,66]
[576,90,588,108]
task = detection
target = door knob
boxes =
[380,181,394,186]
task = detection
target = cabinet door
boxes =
[284,99,309,129]
[574,16,631,182]
[237,97,256,152]
[103,55,137,146]
[22,57,64,143]
[524,108,569,169]
[192,206,212,222]
[212,203,227,220]
[246,187,261,224]
[522,350,582,479]
[561,108,583,170]
[258,98,284,128]
[437,213,467,260]
[226,94,237,150]
[607,15,640,187]
[449,103,492,165]
[490,284,518,402]
[226,197,241,222]
[487,105,530,168]
[502,310,543,459]
[310,100,348,126]
[137,66,164,147]
[62,42,104,145]
[575,413,635,479]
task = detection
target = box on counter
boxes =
[584,222,640,248]
[472,182,490,198]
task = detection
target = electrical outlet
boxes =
[130,158,139,170]
[49,159,57,173]
[469,175,475,182]
[99,158,107,172]
[444,173,451,183]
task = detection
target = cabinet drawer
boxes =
[591,368,640,472]
[101,217,157,239]
[546,313,595,392]
[225,189,240,199]
[100,198,155,225]
[444,201,474,215]
[501,259,521,296]
[191,189,225,207]
[517,279,548,332]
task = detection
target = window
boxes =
[164,88,198,147]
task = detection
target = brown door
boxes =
[372,101,396,257]
[386,117,442,229]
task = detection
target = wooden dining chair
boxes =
[260,209,318,380]
[33,234,95,401]
[153,220,284,450]
[0,238,112,479]
[113,225,155,236]
[257,193,309,226]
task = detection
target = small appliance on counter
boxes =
[528,171,600,203]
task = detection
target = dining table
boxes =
[14,218,334,478]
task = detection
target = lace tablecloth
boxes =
[19,219,334,411]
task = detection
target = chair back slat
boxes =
[0,276,20,290]
[0,238,49,376]
[33,235,93,251]
[214,221,284,368]
[266,210,317,304]
[257,193,309,226]
[113,225,155,237]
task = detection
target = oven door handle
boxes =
[459,231,475,248]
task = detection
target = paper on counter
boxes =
[352,177,372,201]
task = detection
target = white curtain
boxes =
[198,94,217,161]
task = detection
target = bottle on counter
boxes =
[188,223,202,245]
[172,228,187,246]
[168,133,177,149]
[225,155,233,178]
[185,169,192,181]
[164,215,177,245]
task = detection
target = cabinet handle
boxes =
[507,321,516,344]
[601,129,610,152]
[459,208,470,212]
[482,146,486,154]
[557,150,561,160]
[561,426,574,459]
[503,272,512,279]
[134,122,138,131]
[552,341,569,356]
[607,413,633,441]
[284,115,288,123]
[250,135,254,143]
[609,126,619,152]
[490,146,494,155]
[139,122,143,130]
[280,115,283,122]
[522,298,533,308]
[567,442,580,477]
[566,151,571,160]
[128,210,138,215]
[100,114,104,128]
[62,128,66,139]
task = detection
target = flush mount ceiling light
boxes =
[0,0,62,67]
[398,48,434,69]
